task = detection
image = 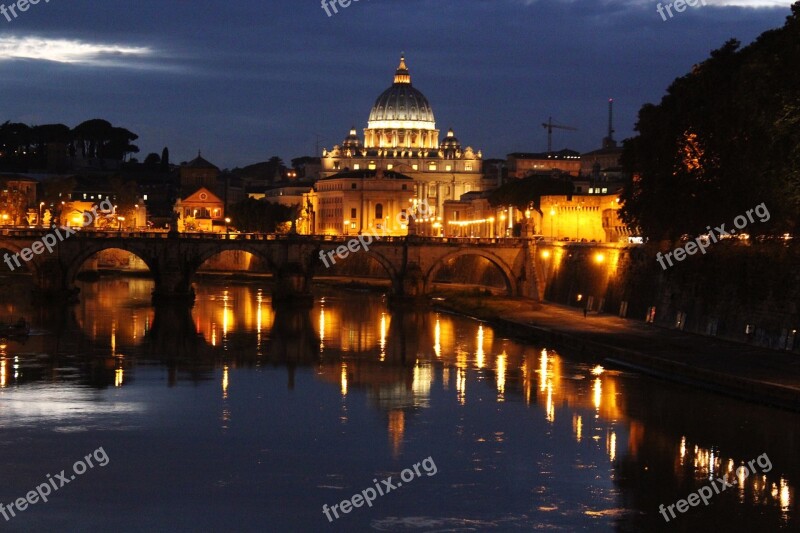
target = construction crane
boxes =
[541,117,578,154]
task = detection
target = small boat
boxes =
[0,318,30,340]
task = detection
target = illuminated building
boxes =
[313,169,415,236]
[321,55,484,219]
[507,150,582,178]
[174,186,225,232]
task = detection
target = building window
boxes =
[351,208,357,219]
[429,163,437,171]
[445,165,452,171]
[351,183,357,189]
[589,188,594,194]
[368,161,376,170]
[375,204,383,219]
[412,164,418,171]
[602,187,608,193]
[353,164,360,170]
[387,164,393,170]
[465,163,473,171]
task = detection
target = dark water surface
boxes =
[0,277,797,532]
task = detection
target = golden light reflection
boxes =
[1,357,7,388]
[442,367,450,390]
[380,313,387,361]
[779,478,791,518]
[388,409,405,458]
[340,362,348,396]
[319,306,326,352]
[456,368,466,405]
[539,349,549,392]
[222,365,229,399]
[593,377,602,412]
[434,317,441,358]
[680,436,686,465]
[110,320,116,356]
[496,351,506,401]
[573,414,583,443]
[476,325,485,369]
[114,368,124,388]
[545,382,554,422]
[608,430,617,462]
[679,440,794,514]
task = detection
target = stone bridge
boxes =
[0,229,541,304]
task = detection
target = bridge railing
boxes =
[0,228,530,246]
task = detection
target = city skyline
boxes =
[0,0,792,167]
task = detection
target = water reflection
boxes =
[0,278,797,530]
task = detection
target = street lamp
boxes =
[117,216,125,232]
[225,217,231,237]
[39,202,44,227]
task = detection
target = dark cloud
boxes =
[0,0,791,167]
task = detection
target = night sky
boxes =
[0,0,792,168]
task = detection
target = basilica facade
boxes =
[320,55,485,220]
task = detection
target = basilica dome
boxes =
[367,55,436,129]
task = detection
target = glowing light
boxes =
[574,414,582,442]
[340,363,348,396]
[456,368,466,405]
[593,377,602,411]
[222,365,229,399]
[496,351,506,401]
[434,318,441,358]
[476,325,485,369]
[114,368,124,388]
[541,250,551,258]
[591,365,604,375]
[319,307,326,352]
[594,253,605,264]
[0,358,6,388]
[380,313,387,361]
[539,349,548,392]
[608,431,617,462]
[545,382,554,422]
[680,436,686,465]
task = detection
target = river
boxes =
[0,277,796,532]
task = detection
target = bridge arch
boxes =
[65,243,159,287]
[309,244,401,294]
[425,249,517,296]
[0,240,41,277]
[191,244,279,279]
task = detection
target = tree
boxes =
[228,198,294,233]
[489,174,574,212]
[160,147,170,173]
[620,4,800,240]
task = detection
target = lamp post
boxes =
[39,202,44,227]
[117,216,125,232]
[225,217,231,237]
